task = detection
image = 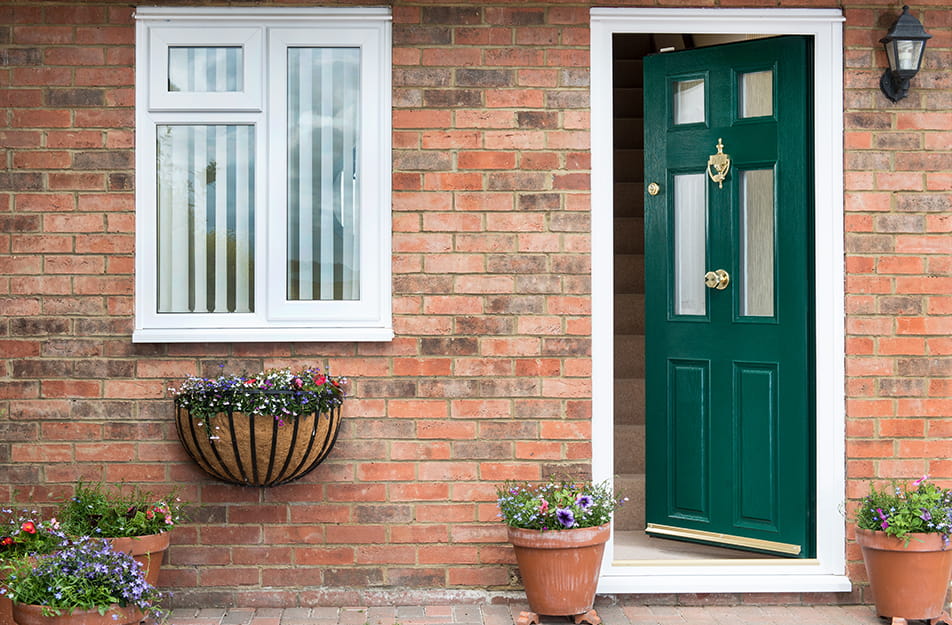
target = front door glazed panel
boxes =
[644,36,813,558]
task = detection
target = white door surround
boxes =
[590,8,848,593]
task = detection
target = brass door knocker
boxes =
[707,138,731,189]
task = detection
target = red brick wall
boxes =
[841,1,952,588]
[0,0,950,608]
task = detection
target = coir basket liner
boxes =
[175,405,341,487]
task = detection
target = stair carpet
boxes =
[612,48,647,533]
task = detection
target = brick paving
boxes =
[163,604,883,625]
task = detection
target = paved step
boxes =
[162,604,881,625]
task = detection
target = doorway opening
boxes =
[611,31,786,562]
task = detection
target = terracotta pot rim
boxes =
[107,531,171,556]
[855,527,951,552]
[507,523,610,549]
[11,602,143,625]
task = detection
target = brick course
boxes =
[0,0,950,609]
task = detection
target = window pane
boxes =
[674,79,705,125]
[287,47,360,301]
[156,125,255,313]
[673,173,707,316]
[739,70,773,118]
[739,169,775,317]
[168,47,243,92]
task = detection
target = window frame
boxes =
[133,7,393,343]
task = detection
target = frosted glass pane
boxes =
[156,125,255,313]
[674,173,707,316]
[740,169,775,317]
[287,47,360,301]
[168,47,243,92]
[674,79,705,125]
[739,70,773,118]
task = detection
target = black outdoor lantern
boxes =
[880,5,931,102]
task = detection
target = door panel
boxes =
[644,36,814,558]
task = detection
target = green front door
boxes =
[644,36,814,557]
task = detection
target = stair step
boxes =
[613,473,646,531]
[614,217,644,254]
[613,335,644,378]
[614,424,645,475]
[613,376,645,426]
[613,149,645,183]
[614,255,644,293]
[614,117,644,150]
[614,293,645,334]
[613,87,644,117]
[612,59,644,88]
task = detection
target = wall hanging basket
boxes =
[175,404,341,487]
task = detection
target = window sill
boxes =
[132,326,394,343]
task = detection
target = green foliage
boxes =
[59,482,185,539]
[496,478,626,530]
[0,507,68,563]
[855,476,952,541]
[0,539,167,621]
[169,366,347,424]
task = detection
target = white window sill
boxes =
[132,326,394,343]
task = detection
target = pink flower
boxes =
[913,475,929,487]
[539,498,549,514]
[292,377,304,389]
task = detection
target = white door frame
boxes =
[590,8,848,593]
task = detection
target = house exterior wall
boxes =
[1,0,950,608]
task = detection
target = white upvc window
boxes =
[133,8,392,343]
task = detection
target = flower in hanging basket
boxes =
[854,475,952,543]
[59,482,185,539]
[496,477,626,531]
[170,366,347,427]
[0,538,168,621]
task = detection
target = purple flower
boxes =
[575,494,593,510]
[556,508,576,528]
[921,508,933,522]
[876,507,889,530]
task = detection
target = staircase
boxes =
[611,35,650,532]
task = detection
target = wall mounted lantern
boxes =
[880,5,931,102]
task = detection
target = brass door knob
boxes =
[647,182,661,196]
[704,269,730,290]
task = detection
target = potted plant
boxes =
[170,366,346,486]
[58,482,184,586]
[1,538,167,625]
[497,478,625,625]
[853,475,952,625]
[0,508,69,625]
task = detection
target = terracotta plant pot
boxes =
[508,523,610,619]
[856,527,952,621]
[1,557,35,625]
[175,405,341,487]
[12,603,142,625]
[0,575,11,625]
[108,531,171,587]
